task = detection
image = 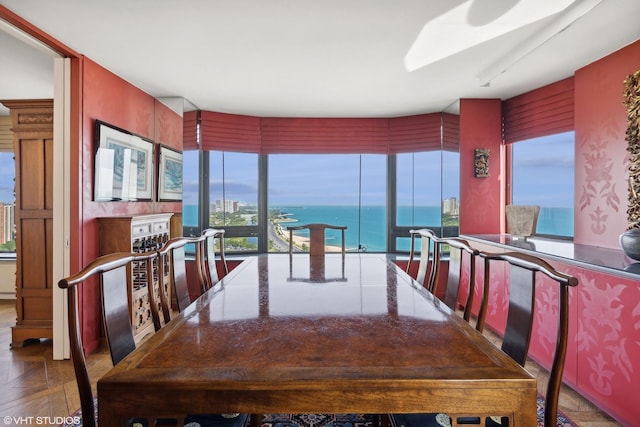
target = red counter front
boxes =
[462,235,639,427]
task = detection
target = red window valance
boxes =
[183,110,199,150]
[188,111,458,154]
[502,77,574,144]
[261,117,389,154]
[200,111,261,153]
[388,114,441,154]
[442,113,460,152]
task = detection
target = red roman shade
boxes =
[388,113,443,154]
[200,111,261,153]
[183,110,199,150]
[442,113,460,152]
[502,77,574,144]
[260,117,389,154]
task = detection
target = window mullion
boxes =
[199,150,209,233]
[258,154,268,253]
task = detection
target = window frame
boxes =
[507,131,575,240]
[186,149,459,254]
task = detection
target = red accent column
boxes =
[459,99,504,235]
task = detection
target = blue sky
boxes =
[0,152,14,204]
[178,137,575,208]
[2,131,574,208]
[183,152,457,207]
[268,154,387,206]
[512,132,574,208]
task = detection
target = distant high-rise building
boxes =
[0,202,14,245]
[0,202,4,244]
[215,199,239,213]
[442,197,458,216]
[7,204,14,241]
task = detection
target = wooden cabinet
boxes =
[98,214,172,343]
[3,99,54,347]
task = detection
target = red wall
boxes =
[459,99,504,235]
[574,41,640,248]
[76,57,183,352]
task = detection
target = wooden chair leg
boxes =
[249,414,261,427]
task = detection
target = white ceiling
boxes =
[0,0,639,118]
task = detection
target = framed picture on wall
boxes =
[94,120,155,201]
[158,145,183,201]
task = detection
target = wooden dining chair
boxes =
[388,251,578,427]
[406,228,440,292]
[200,228,228,291]
[286,223,347,256]
[157,235,207,318]
[58,251,249,427]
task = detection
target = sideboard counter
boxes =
[462,234,640,281]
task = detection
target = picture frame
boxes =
[94,120,154,201]
[158,145,183,201]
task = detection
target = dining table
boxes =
[97,253,537,426]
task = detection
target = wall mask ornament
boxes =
[620,69,640,260]
[474,148,490,178]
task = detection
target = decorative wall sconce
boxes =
[474,148,490,178]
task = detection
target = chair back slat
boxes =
[501,264,536,366]
[155,250,173,327]
[101,265,136,365]
[440,237,478,316]
[205,234,221,285]
[144,252,165,332]
[172,244,191,312]
[158,236,202,314]
[201,228,227,291]
[407,229,439,291]
[287,223,347,256]
[414,235,430,286]
[443,242,463,308]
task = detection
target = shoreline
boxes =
[272,219,343,252]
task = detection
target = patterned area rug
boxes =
[61,396,578,427]
[536,395,578,427]
[262,414,372,427]
[260,396,578,426]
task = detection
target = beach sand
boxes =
[290,232,344,252]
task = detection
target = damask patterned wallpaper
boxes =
[574,40,640,248]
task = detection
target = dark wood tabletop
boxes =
[97,253,536,426]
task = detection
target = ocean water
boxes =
[183,205,573,252]
[535,207,574,236]
[275,205,392,252]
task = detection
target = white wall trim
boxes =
[52,57,71,360]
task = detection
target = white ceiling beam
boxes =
[476,0,603,87]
